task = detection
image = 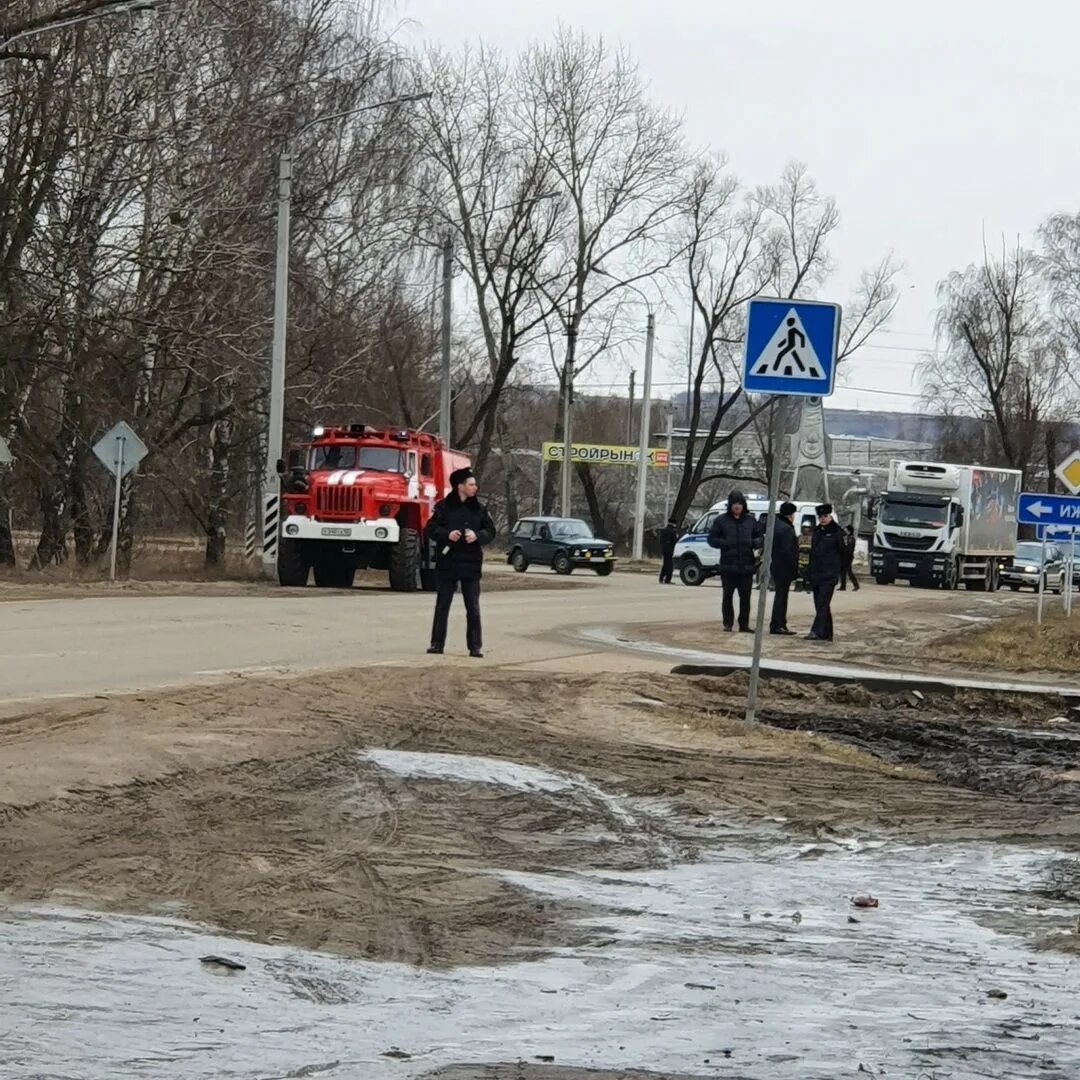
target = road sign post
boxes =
[92,421,149,581]
[742,298,841,726]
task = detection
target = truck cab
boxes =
[277,424,470,591]
[870,460,1019,591]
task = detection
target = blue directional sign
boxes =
[1018,492,1080,528]
[1036,523,1079,541]
[742,297,841,398]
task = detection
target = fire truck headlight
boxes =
[375,527,388,539]
[286,524,300,536]
[379,503,392,517]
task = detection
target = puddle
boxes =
[362,749,578,794]
[4,838,1079,1079]
[360,748,649,832]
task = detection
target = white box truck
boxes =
[870,460,1020,591]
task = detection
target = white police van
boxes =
[674,497,821,586]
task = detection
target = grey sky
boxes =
[401,0,1080,413]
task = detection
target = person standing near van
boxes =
[707,490,761,632]
[769,501,799,635]
[659,518,679,584]
[839,523,860,591]
[807,503,845,642]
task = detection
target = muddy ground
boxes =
[3,662,1080,973]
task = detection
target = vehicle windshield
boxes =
[550,519,594,540]
[1014,543,1049,564]
[309,445,403,473]
[879,500,947,529]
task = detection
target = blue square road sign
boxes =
[742,297,841,398]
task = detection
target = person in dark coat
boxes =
[769,501,799,635]
[839,523,860,591]
[658,518,679,584]
[707,489,761,632]
[807,502,845,642]
[426,468,496,657]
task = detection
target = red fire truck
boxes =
[276,424,471,591]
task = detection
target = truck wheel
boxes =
[389,527,422,591]
[594,562,614,577]
[873,574,894,586]
[511,548,529,573]
[553,551,573,575]
[679,558,706,586]
[277,538,309,587]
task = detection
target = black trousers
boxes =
[430,575,482,651]
[770,574,793,631]
[721,573,753,630]
[659,553,674,583]
[811,580,835,640]
[839,560,860,590]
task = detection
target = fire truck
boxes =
[276,424,471,591]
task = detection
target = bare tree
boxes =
[514,30,686,511]
[923,240,1071,482]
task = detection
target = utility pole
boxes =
[439,232,453,446]
[663,410,675,522]
[626,370,636,445]
[632,312,656,561]
[560,305,578,517]
[261,147,292,577]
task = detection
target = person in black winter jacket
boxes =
[807,502,845,641]
[839,524,860,591]
[707,489,761,632]
[769,501,799,635]
[426,468,496,657]
[658,518,679,584]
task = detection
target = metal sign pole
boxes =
[745,398,784,725]
[1070,529,1076,617]
[1036,534,1048,625]
[109,436,126,582]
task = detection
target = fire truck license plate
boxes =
[321,527,351,537]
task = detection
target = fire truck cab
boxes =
[276,424,471,591]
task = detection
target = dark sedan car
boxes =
[507,516,616,576]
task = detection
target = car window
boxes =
[692,512,717,533]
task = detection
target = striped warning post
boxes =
[244,520,257,561]
[262,494,280,568]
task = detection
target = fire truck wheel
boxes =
[277,539,309,587]
[389,527,422,591]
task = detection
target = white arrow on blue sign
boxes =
[742,297,842,398]
[1018,492,1080,528]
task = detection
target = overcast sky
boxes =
[399,0,1080,414]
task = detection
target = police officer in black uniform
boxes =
[426,468,496,658]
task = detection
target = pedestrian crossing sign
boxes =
[742,297,841,398]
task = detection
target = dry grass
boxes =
[936,611,1080,673]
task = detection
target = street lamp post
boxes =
[260,93,430,578]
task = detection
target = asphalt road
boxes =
[0,569,990,706]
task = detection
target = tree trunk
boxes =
[575,463,612,540]
[70,444,95,565]
[496,417,518,529]
[204,384,234,566]
[0,468,15,566]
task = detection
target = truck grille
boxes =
[882,532,935,551]
[315,485,362,520]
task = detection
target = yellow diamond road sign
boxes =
[1056,451,1080,496]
